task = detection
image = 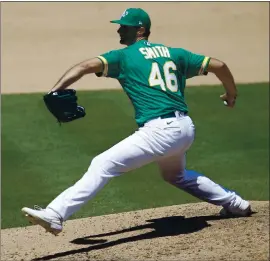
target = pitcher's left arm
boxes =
[51,58,103,92]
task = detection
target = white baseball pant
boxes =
[47,112,244,220]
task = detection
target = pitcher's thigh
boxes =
[93,131,158,174]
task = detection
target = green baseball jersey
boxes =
[96,40,210,127]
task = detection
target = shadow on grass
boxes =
[33,214,234,261]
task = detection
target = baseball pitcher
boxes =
[22,8,251,236]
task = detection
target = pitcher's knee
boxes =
[162,175,175,184]
[89,155,109,176]
[88,155,120,178]
[162,170,185,185]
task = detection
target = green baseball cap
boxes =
[110,8,151,30]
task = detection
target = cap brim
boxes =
[110,20,138,27]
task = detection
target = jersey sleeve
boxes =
[95,49,122,79]
[173,48,211,79]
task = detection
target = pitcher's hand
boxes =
[220,93,237,108]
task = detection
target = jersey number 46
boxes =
[148,61,179,92]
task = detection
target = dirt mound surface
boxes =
[1,201,269,261]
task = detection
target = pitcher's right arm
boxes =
[173,48,238,108]
[207,58,237,108]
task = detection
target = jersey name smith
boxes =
[139,46,171,59]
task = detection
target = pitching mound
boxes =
[1,201,269,261]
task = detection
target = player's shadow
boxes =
[32,214,232,261]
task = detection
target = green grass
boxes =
[1,82,269,229]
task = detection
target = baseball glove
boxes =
[43,89,86,123]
